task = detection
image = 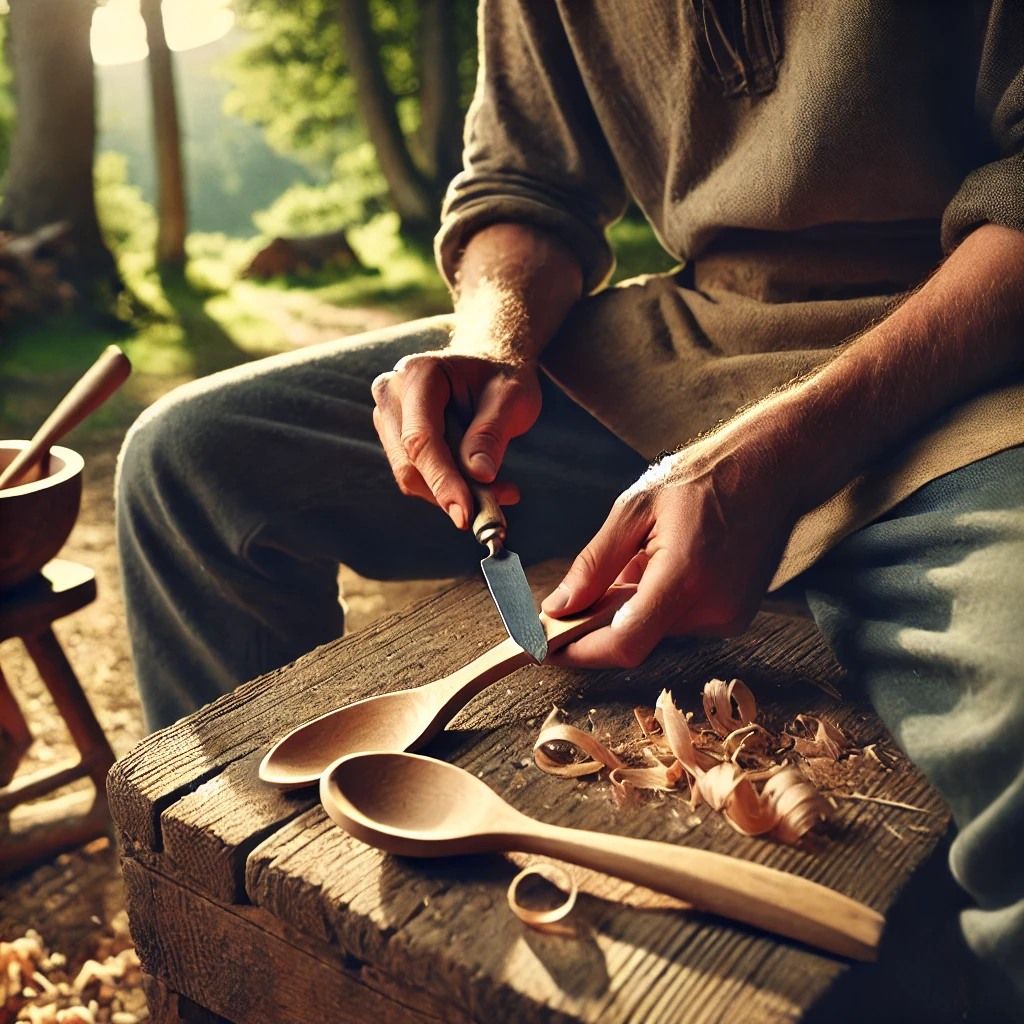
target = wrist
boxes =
[678,396,822,526]
[449,222,583,364]
[724,362,872,517]
[448,289,544,366]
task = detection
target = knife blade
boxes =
[445,408,548,663]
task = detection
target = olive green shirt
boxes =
[436,0,1024,585]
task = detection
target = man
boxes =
[117,1,1024,1009]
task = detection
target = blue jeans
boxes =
[802,446,1024,1008]
[116,320,1024,1008]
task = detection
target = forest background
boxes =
[0,1,670,993]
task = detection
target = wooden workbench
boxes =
[109,566,959,1024]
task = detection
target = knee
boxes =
[116,380,225,534]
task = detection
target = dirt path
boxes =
[0,300,452,1016]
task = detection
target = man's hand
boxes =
[371,352,541,529]
[371,221,584,529]
[541,433,797,667]
[543,222,1024,669]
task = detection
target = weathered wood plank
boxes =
[123,858,471,1024]
[142,974,229,1024]
[153,567,568,900]
[115,568,952,1023]
[239,622,947,1024]
[110,570,555,854]
[152,583,850,902]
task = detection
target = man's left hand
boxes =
[541,434,797,668]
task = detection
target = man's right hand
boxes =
[371,221,583,530]
[370,351,542,530]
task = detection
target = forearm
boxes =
[447,222,584,364]
[695,224,1024,520]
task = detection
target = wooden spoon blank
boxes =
[259,585,636,788]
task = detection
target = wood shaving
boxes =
[0,920,145,1024]
[535,687,831,845]
[532,706,625,778]
[702,678,757,737]
[531,676,914,853]
[787,714,855,760]
[506,862,578,936]
[829,792,935,815]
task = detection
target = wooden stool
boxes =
[110,565,966,1024]
[0,558,115,876]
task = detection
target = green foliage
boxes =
[0,14,13,183]
[94,151,158,255]
[98,32,315,237]
[608,216,679,284]
[252,145,384,238]
[224,0,477,222]
[224,1,360,170]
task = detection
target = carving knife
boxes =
[446,409,548,663]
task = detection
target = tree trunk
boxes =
[0,0,118,286]
[336,0,435,240]
[418,0,463,193]
[140,0,188,269]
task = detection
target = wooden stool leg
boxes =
[0,664,33,785]
[22,626,115,787]
[143,975,230,1024]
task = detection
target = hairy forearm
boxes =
[696,224,1024,519]
[447,222,584,364]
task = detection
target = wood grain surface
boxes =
[112,564,951,1024]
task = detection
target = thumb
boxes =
[461,375,539,483]
[541,499,650,617]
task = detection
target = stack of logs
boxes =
[0,223,78,328]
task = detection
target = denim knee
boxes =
[116,378,239,551]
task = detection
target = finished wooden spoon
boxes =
[259,584,635,789]
[322,750,885,962]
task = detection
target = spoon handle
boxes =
[431,584,636,719]
[522,821,883,961]
[0,345,132,489]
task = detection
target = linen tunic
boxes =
[435,0,1024,584]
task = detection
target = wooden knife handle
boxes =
[443,405,507,548]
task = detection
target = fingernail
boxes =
[446,503,467,530]
[611,600,634,630]
[469,452,496,480]
[542,584,571,613]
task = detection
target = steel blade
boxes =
[480,548,548,662]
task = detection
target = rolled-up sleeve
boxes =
[941,0,1024,251]
[435,0,628,294]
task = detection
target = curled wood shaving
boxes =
[702,678,757,737]
[533,706,625,778]
[763,767,832,844]
[787,714,855,760]
[654,689,700,772]
[609,757,686,807]
[633,706,661,739]
[533,683,841,847]
[506,862,578,935]
[722,722,776,763]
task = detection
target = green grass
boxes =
[609,216,680,283]
[0,210,673,446]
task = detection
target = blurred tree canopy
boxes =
[226,0,478,243]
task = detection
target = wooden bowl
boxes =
[0,440,84,591]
